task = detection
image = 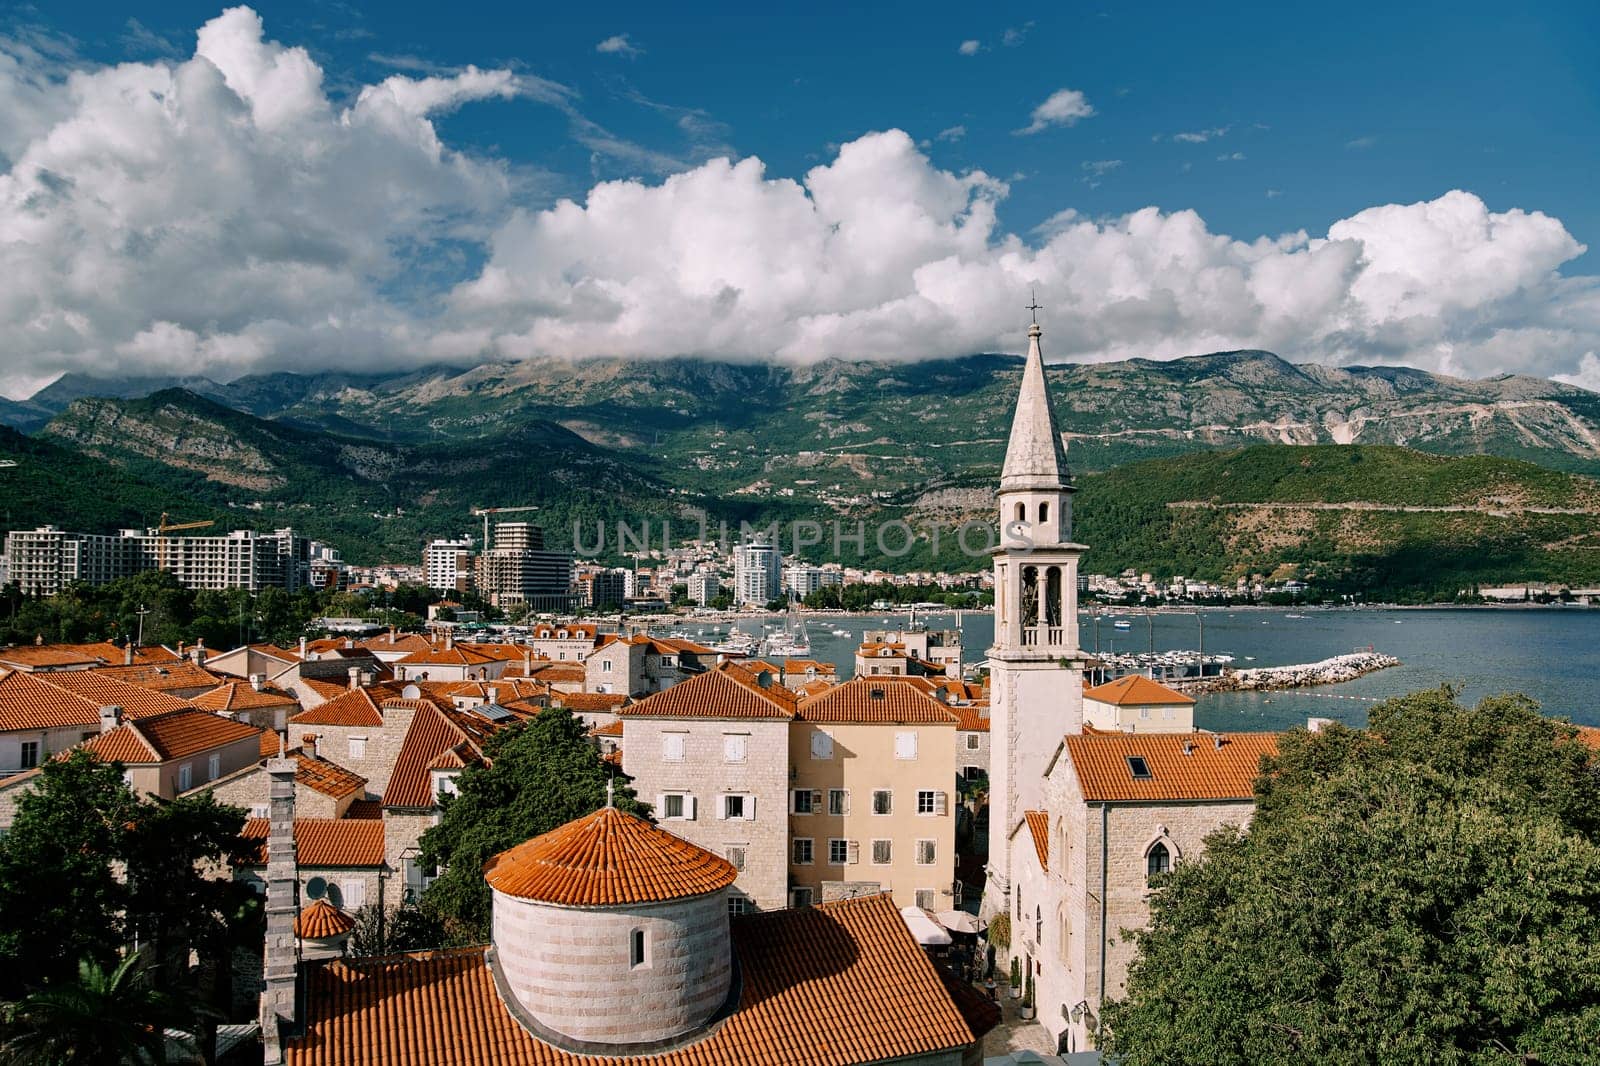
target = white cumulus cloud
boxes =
[958,40,980,56]
[1,7,1598,398]
[596,34,642,57]
[1017,88,1094,135]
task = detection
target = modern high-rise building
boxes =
[474,522,573,610]
[2,526,312,596]
[586,569,627,609]
[686,570,720,606]
[734,537,782,606]
[423,537,476,594]
[782,564,841,599]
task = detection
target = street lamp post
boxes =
[1194,611,1206,678]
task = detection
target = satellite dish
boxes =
[305,876,327,901]
[401,684,422,700]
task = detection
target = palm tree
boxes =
[0,954,190,1065]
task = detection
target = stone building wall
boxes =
[620,716,789,912]
[492,888,732,1045]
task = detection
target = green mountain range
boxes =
[4,350,1599,599]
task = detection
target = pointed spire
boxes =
[1000,320,1070,491]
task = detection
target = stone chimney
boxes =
[522,650,533,676]
[259,755,299,1065]
[444,630,454,651]
[348,666,361,691]
[123,642,135,667]
[389,626,397,645]
[99,705,123,734]
[486,685,499,706]
[298,636,308,659]
[343,637,354,650]
[250,673,265,692]
[191,638,206,666]
[1212,733,1225,751]
[301,733,318,760]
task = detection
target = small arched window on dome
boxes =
[1014,502,1026,522]
[630,928,648,969]
[1038,502,1049,523]
[1146,842,1171,881]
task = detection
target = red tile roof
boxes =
[83,709,262,764]
[0,670,184,731]
[484,807,737,906]
[1083,674,1196,707]
[782,658,836,674]
[344,799,384,820]
[795,678,958,725]
[296,755,367,799]
[398,644,501,667]
[552,692,627,712]
[297,899,357,939]
[285,893,983,1066]
[521,663,587,683]
[0,645,104,669]
[619,663,794,720]
[240,817,386,867]
[291,685,399,727]
[60,641,180,665]
[381,700,505,809]
[1024,810,1049,872]
[1063,731,1279,802]
[91,661,223,692]
[191,680,300,712]
[589,720,623,737]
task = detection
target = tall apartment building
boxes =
[586,569,627,610]
[783,564,841,600]
[687,570,720,606]
[423,537,476,594]
[734,538,782,606]
[3,526,311,596]
[474,522,573,610]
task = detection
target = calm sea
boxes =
[706,607,1600,731]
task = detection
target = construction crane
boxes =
[153,513,215,574]
[156,512,215,534]
[470,505,539,550]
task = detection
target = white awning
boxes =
[900,905,952,946]
[936,909,985,935]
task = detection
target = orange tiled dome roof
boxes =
[484,807,736,906]
[296,899,356,939]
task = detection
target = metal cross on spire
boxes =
[1027,289,1043,324]
[605,777,615,809]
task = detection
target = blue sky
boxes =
[2,1,1598,394]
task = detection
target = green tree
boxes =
[0,752,140,994]
[120,793,255,993]
[1102,688,1600,1065]
[419,710,646,942]
[348,902,448,957]
[0,954,194,1066]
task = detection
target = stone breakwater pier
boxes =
[1190,651,1401,694]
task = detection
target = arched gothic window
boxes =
[1015,502,1026,522]
[1147,842,1171,880]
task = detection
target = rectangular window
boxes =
[791,789,814,815]
[915,888,936,910]
[723,733,747,763]
[828,838,849,865]
[916,839,937,866]
[250,803,270,819]
[793,838,814,865]
[602,660,613,672]
[630,929,647,968]
[810,730,834,760]
[894,731,918,760]
[349,736,367,759]
[828,788,849,816]
[664,793,685,819]
[18,741,39,770]
[726,845,747,870]
[728,895,752,916]
[662,733,686,762]
[872,789,893,815]
[722,793,751,820]
[342,880,366,909]
[177,763,193,791]
[208,754,221,781]
[917,790,946,815]
[872,839,892,865]
[791,887,814,908]
[966,733,980,750]
[1140,707,1150,719]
